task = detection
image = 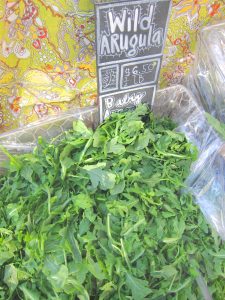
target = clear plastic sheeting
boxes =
[0,85,225,240]
[187,141,225,239]
[0,106,98,173]
[187,21,225,122]
[153,85,225,240]
[153,85,219,152]
[0,106,98,145]
[0,143,34,175]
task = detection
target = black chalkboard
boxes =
[95,0,172,122]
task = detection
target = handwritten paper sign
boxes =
[95,0,172,122]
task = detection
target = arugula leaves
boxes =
[0,105,224,299]
[205,112,225,140]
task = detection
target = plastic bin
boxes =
[0,85,225,241]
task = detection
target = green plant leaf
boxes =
[126,273,152,299]
[83,163,116,190]
[205,113,225,140]
[3,264,18,293]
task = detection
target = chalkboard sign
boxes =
[95,0,172,122]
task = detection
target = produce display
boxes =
[0,105,225,299]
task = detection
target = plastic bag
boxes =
[153,85,225,240]
[183,21,225,239]
[186,21,225,122]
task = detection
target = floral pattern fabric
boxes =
[0,0,224,132]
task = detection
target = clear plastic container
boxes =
[0,106,98,145]
[0,85,225,244]
[0,106,98,173]
[0,84,223,299]
[154,86,225,241]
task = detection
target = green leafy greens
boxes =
[205,112,225,140]
[0,105,225,299]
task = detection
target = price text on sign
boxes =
[95,0,171,122]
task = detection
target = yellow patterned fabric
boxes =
[0,0,224,132]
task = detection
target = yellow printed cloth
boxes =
[0,0,224,132]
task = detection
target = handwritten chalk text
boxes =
[100,5,163,58]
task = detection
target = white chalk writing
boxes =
[100,4,163,58]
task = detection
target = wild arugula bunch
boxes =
[0,105,225,300]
